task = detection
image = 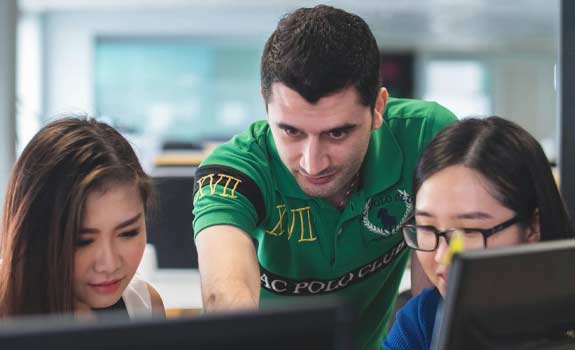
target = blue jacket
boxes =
[382,288,442,350]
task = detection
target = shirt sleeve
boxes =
[192,123,273,239]
[421,102,458,151]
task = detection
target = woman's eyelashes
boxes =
[75,228,141,247]
[76,237,93,247]
[119,229,140,238]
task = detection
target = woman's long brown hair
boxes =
[0,117,152,316]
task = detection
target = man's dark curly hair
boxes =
[261,5,381,110]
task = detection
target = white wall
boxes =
[41,8,283,119]
[489,55,557,143]
[0,0,18,207]
[416,52,557,150]
[18,14,43,152]
[40,9,558,151]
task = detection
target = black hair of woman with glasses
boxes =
[382,116,575,350]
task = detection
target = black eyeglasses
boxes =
[402,216,521,252]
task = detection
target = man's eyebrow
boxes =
[276,122,300,131]
[276,122,357,134]
[324,123,357,134]
[79,213,142,234]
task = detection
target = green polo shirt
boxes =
[193,97,457,350]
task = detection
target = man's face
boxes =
[267,83,385,201]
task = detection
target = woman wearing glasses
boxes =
[382,116,574,350]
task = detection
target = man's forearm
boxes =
[202,280,260,312]
[195,226,261,312]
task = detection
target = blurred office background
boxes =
[0,0,567,311]
[13,0,560,162]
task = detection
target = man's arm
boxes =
[195,225,261,311]
[410,250,433,297]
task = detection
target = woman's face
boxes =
[73,182,147,313]
[414,165,540,297]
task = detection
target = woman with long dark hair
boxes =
[0,117,164,318]
[383,116,574,350]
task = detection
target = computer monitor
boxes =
[0,299,354,350]
[432,239,575,350]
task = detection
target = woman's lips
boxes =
[88,279,122,294]
[436,268,449,282]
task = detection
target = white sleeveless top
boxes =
[122,274,153,319]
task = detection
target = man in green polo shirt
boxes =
[192,5,456,350]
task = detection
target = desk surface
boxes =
[155,151,205,167]
[149,269,202,309]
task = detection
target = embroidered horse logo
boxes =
[377,208,397,230]
[363,189,412,237]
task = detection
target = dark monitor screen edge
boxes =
[0,298,355,350]
[432,239,575,350]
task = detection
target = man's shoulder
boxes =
[195,119,276,212]
[384,97,456,125]
[382,97,457,146]
[201,120,272,171]
[192,121,277,238]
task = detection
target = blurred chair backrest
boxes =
[162,141,203,151]
[147,167,198,268]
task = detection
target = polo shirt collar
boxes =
[361,119,403,197]
[266,119,403,199]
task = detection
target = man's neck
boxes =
[328,173,359,211]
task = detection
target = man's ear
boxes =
[526,209,541,243]
[372,87,388,130]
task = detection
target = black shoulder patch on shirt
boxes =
[193,164,266,223]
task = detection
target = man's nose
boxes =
[300,137,329,176]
